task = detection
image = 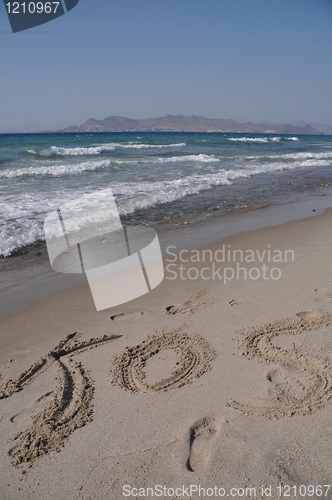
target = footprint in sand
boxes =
[229,299,242,306]
[266,366,303,399]
[296,310,320,319]
[110,311,145,321]
[163,300,194,315]
[8,444,19,457]
[266,367,285,384]
[187,415,224,472]
[162,288,208,316]
[315,287,332,297]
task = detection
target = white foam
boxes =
[0,154,220,179]
[246,151,332,162]
[282,151,332,160]
[40,145,116,156]
[226,159,331,178]
[0,168,230,255]
[0,189,98,257]
[116,142,186,149]
[158,154,220,163]
[0,224,45,258]
[113,172,231,215]
[1,141,331,257]
[0,160,111,178]
[228,136,298,143]
[105,153,220,166]
[228,137,269,143]
[32,142,186,156]
[114,157,324,214]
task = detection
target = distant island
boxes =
[55,114,323,135]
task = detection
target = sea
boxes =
[1,131,332,259]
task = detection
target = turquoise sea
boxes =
[1,131,332,258]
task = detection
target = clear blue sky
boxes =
[1,0,332,132]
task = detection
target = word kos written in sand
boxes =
[0,330,216,467]
[1,315,332,467]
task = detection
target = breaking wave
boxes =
[0,160,111,178]
[228,136,299,143]
[27,142,186,156]
[229,137,269,143]
[1,155,326,257]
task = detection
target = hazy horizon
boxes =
[2,114,332,135]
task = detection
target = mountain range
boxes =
[56,114,324,135]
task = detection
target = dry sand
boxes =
[1,208,332,499]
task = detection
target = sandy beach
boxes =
[2,0,332,497]
[1,206,332,499]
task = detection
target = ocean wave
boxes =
[0,150,330,257]
[228,137,269,143]
[116,142,186,149]
[99,158,325,214]
[0,224,45,258]
[27,142,186,156]
[226,159,331,178]
[0,189,99,257]
[0,154,220,179]
[106,173,232,215]
[282,151,332,160]
[246,151,332,162]
[0,160,111,178]
[37,145,116,156]
[0,168,232,255]
[228,136,300,143]
[109,153,220,165]
[157,154,220,163]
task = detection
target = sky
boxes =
[1,0,332,132]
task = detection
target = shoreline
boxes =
[2,187,332,322]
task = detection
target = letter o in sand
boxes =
[111,331,216,393]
